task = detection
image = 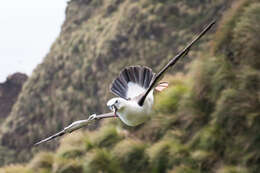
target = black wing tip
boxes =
[34,139,48,146]
[210,20,216,27]
[33,131,65,146]
[205,19,217,31]
[210,19,217,24]
[34,141,43,146]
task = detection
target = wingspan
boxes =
[138,20,216,106]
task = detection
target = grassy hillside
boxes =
[1,0,260,172]
[0,0,230,165]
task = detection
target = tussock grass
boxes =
[148,138,189,173]
[112,139,148,173]
[232,2,260,68]
[83,149,121,173]
[0,165,32,173]
[188,124,224,152]
[212,0,260,68]
[191,150,215,163]
[52,157,83,173]
[28,152,53,171]
[155,77,189,114]
[216,165,249,173]
[59,131,86,147]
[57,131,87,159]
[212,0,251,56]
[167,166,200,173]
[91,125,124,148]
[134,113,178,142]
[57,145,85,159]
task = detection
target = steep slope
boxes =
[0,73,27,165]
[0,0,231,165]
[0,73,27,125]
[1,0,260,172]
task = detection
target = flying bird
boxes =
[35,20,215,146]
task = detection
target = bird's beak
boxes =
[112,105,118,117]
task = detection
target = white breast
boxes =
[117,90,154,126]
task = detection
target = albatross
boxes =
[35,20,215,145]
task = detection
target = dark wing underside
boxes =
[110,66,155,100]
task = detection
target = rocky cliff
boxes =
[0,73,27,124]
[0,73,27,166]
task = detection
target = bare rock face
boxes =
[0,73,28,123]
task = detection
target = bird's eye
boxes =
[115,100,118,104]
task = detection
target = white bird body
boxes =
[107,81,155,126]
[116,89,154,126]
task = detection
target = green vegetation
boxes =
[91,125,123,148]
[1,0,260,172]
[112,139,148,173]
[155,76,189,114]
[0,0,229,164]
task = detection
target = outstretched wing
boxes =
[138,20,216,106]
[34,112,115,146]
[34,130,66,146]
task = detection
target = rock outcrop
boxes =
[0,73,27,124]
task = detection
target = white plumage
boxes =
[126,82,146,99]
[117,90,154,126]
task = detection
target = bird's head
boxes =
[107,97,127,114]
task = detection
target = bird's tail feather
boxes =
[110,66,155,99]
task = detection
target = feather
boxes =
[110,66,155,99]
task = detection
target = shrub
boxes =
[91,125,123,148]
[57,145,85,159]
[188,124,224,152]
[28,152,54,171]
[59,131,86,147]
[190,150,217,171]
[167,165,200,173]
[232,3,260,68]
[0,165,32,173]
[212,0,252,56]
[216,165,249,173]
[148,138,188,173]
[112,139,149,173]
[155,81,189,114]
[83,149,121,173]
[52,157,83,173]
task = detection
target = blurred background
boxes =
[0,0,260,173]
